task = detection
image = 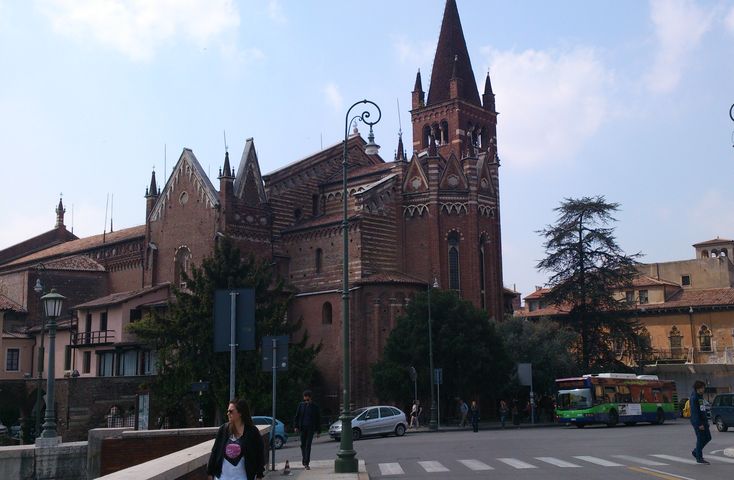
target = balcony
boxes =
[648,348,688,364]
[71,330,116,347]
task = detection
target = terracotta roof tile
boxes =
[0,294,26,312]
[355,271,427,286]
[693,238,734,247]
[74,283,170,309]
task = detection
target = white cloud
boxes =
[644,0,715,94]
[726,6,734,33]
[323,82,343,111]
[267,0,287,24]
[483,47,613,168]
[392,35,435,66]
[36,0,240,61]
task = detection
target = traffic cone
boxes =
[282,460,291,475]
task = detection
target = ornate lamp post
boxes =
[38,289,65,441]
[33,278,46,439]
[335,99,381,473]
[427,277,439,431]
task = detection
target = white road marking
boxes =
[573,456,625,467]
[496,458,537,469]
[534,457,581,467]
[637,467,697,480]
[612,455,668,466]
[706,454,734,464]
[649,454,698,465]
[457,459,493,470]
[378,463,405,475]
[418,461,449,472]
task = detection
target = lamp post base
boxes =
[35,436,61,448]
[335,451,358,473]
[429,402,438,431]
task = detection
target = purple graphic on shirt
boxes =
[225,442,242,459]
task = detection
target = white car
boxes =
[329,406,407,441]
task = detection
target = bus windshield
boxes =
[557,388,592,410]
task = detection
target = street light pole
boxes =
[427,278,439,431]
[335,99,381,474]
[39,289,65,441]
[33,278,46,439]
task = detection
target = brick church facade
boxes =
[0,0,507,429]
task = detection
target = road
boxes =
[276,421,734,479]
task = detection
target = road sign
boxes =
[262,336,289,372]
[213,288,255,352]
[434,368,443,385]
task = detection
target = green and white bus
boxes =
[555,373,677,428]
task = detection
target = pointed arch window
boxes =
[440,120,449,145]
[423,125,432,148]
[698,325,712,352]
[315,248,323,274]
[479,234,487,308]
[448,232,460,290]
[322,302,333,325]
[312,194,320,217]
[174,246,192,288]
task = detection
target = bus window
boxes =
[595,385,604,400]
[557,388,592,410]
[618,385,632,403]
[652,388,661,401]
[605,386,616,403]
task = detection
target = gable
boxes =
[234,138,268,207]
[477,155,496,196]
[438,153,468,190]
[402,153,429,193]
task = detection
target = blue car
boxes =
[711,393,734,432]
[252,416,288,449]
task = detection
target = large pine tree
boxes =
[536,196,649,371]
[129,238,320,426]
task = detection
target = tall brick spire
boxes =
[55,196,65,228]
[426,0,480,107]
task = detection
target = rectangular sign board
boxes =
[261,335,289,372]
[517,363,533,387]
[214,288,255,352]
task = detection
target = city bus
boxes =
[555,373,677,428]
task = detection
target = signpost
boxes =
[434,368,442,427]
[408,366,417,402]
[214,288,255,399]
[517,363,534,425]
[262,335,288,472]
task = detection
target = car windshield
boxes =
[557,388,592,410]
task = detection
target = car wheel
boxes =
[274,435,284,449]
[607,410,618,427]
[655,408,665,425]
[395,424,406,437]
[352,428,361,441]
[715,416,729,432]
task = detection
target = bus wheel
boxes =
[575,423,586,428]
[624,421,636,426]
[607,410,618,427]
[655,408,665,425]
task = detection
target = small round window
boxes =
[179,191,189,205]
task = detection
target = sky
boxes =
[1,0,734,302]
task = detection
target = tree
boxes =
[497,316,579,394]
[129,238,321,426]
[536,196,649,371]
[372,289,511,418]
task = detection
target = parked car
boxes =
[0,423,7,436]
[711,393,734,432]
[328,406,407,441]
[252,416,288,449]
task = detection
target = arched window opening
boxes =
[448,232,460,290]
[721,248,728,257]
[315,248,323,274]
[294,208,302,222]
[312,194,320,217]
[702,250,709,258]
[479,235,486,309]
[423,125,432,148]
[322,302,333,325]
[711,249,719,258]
[698,325,712,352]
[440,120,449,145]
[174,246,191,288]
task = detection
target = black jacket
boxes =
[294,401,321,433]
[206,422,265,480]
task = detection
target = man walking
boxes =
[294,389,321,470]
[690,380,711,464]
[458,398,469,428]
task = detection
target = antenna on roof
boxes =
[71,203,74,234]
[103,193,109,243]
[164,144,167,180]
[320,133,323,150]
[223,130,228,153]
[397,97,403,134]
[110,193,114,233]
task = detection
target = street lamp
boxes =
[39,289,65,441]
[33,278,46,439]
[335,99,381,474]
[427,277,439,431]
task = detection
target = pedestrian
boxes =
[499,399,509,429]
[469,400,480,432]
[458,398,469,428]
[293,389,321,470]
[409,400,421,429]
[689,380,712,464]
[206,398,264,480]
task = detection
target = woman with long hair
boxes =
[206,398,265,480]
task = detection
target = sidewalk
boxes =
[266,460,368,479]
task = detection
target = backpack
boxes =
[682,399,691,418]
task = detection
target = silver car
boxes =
[329,406,407,441]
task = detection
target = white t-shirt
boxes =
[217,434,247,480]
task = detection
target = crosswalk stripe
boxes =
[612,455,668,466]
[418,461,449,472]
[497,458,537,469]
[707,454,734,464]
[573,456,625,467]
[378,463,405,475]
[650,454,698,465]
[457,459,493,470]
[534,457,581,467]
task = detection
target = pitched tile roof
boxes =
[0,227,78,265]
[73,283,170,309]
[523,288,551,300]
[693,237,734,247]
[3,225,145,268]
[0,294,26,312]
[354,271,428,286]
[41,254,105,272]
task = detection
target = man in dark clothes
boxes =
[690,380,711,464]
[293,389,321,470]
